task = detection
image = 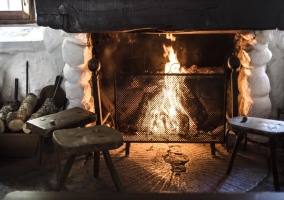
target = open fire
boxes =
[114,34,227,143]
[141,34,197,136]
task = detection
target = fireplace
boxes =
[33,0,282,150]
[83,32,234,156]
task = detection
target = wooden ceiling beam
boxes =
[35,0,284,33]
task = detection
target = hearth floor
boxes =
[0,133,283,199]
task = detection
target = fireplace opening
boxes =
[90,33,235,146]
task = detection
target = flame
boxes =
[163,44,180,73]
[166,33,176,41]
[140,34,195,136]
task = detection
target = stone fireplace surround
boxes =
[1,1,284,125]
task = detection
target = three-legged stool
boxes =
[226,116,284,191]
[26,107,97,169]
[52,125,124,192]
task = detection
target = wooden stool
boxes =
[52,125,124,192]
[26,107,97,169]
[226,116,284,191]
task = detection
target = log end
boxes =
[7,119,24,132]
[0,120,5,133]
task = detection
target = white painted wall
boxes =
[0,26,93,111]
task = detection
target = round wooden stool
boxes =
[52,125,124,192]
[226,116,284,191]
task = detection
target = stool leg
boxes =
[125,142,130,157]
[37,135,44,169]
[210,143,216,157]
[54,154,76,191]
[225,129,231,152]
[243,133,247,151]
[226,132,244,175]
[269,137,280,191]
[93,151,100,178]
[102,150,124,192]
[54,146,61,183]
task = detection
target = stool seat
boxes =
[52,125,124,192]
[53,125,123,154]
[228,116,284,137]
[226,116,284,191]
[27,107,97,138]
[25,107,97,169]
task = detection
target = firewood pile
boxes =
[0,93,58,134]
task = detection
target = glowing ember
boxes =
[141,34,196,135]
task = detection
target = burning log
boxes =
[181,86,208,131]
[23,98,58,134]
[6,93,38,132]
[0,99,21,133]
[129,88,162,133]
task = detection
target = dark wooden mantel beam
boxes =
[35,0,284,33]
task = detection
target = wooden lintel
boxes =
[35,0,284,33]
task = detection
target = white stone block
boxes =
[62,38,85,68]
[78,65,92,85]
[68,99,84,108]
[60,31,89,45]
[63,63,91,84]
[65,81,84,100]
[67,95,94,112]
[43,27,64,53]
[248,66,271,97]
[252,43,268,51]
[67,101,84,109]
[249,48,272,67]
[63,63,82,83]
[60,30,70,38]
[68,33,89,45]
[256,30,273,44]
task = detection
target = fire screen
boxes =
[115,73,227,143]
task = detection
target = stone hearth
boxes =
[0,133,283,199]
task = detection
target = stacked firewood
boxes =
[0,93,57,134]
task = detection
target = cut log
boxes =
[0,99,21,133]
[6,93,38,132]
[23,98,57,134]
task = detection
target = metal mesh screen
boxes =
[115,73,226,143]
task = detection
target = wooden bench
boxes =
[4,191,284,200]
[226,116,284,191]
[52,125,124,192]
[26,107,97,168]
